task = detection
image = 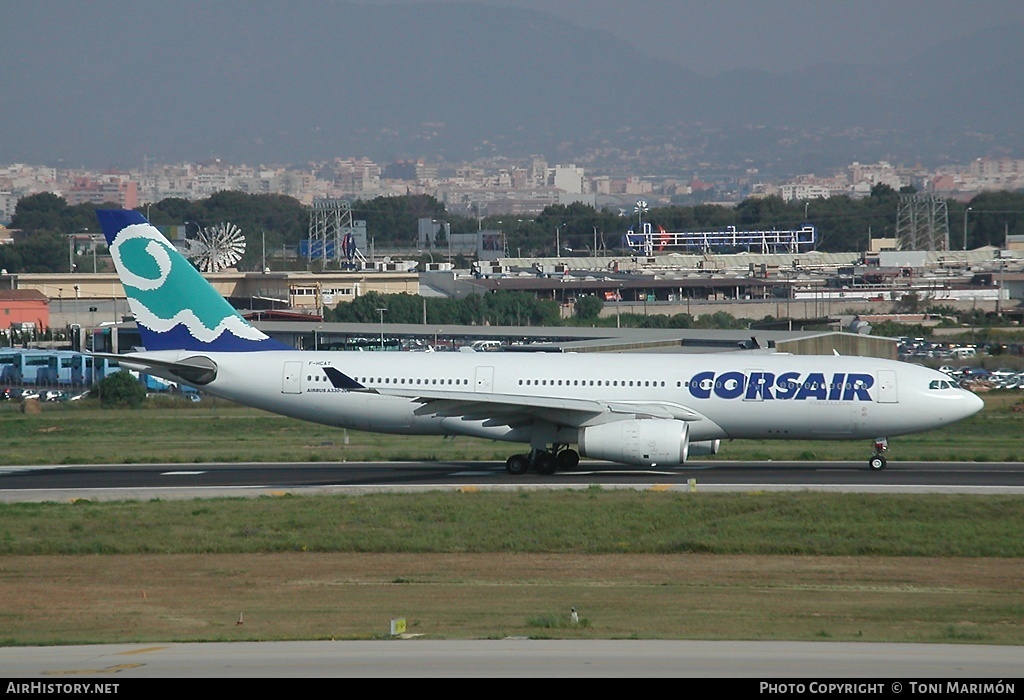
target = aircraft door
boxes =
[877,370,898,404]
[282,361,302,394]
[474,366,494,393]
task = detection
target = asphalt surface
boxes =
[1,640,1022,678]
[2,459,1024,501]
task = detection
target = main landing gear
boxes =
[505,445,580,475]
[868,437,888,470]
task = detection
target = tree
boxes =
[91,371,147,409]
[10,192,68,232]
[962,191,1024,248]
[11,232,66,273]
[735,195,792,227]
[10,194,106,236]
[574,294,603,321]
[353,194,454,247]
[869,182,899,202]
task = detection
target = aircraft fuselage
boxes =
[131,349,982,446]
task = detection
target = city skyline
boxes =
[3,152,1022,228]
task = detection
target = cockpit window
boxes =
[929,380,956,390]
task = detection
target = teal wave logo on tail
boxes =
[97,210,289,352]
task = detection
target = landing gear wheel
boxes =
[556,449,580,470]
[534,451,557,475]
[505,454,529,476]
[869,437,888,471]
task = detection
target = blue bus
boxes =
[0,350,130,387]
[0,351,19,384]
[83,355,121,384]
[15,351,59,385]
[53,351,85,386]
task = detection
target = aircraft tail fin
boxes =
[96,210,290,352]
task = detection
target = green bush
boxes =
[90,371,147,409]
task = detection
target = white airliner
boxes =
[96,210,984,474]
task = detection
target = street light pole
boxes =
[377,308,387,351]
[634,200,649,255]
[963,206,973,251]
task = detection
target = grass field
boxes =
[2,552,1020,646]
[0,394,1021,646]
[2,391,1023,465]
[0,492,1021,646]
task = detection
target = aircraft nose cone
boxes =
[964,390,985,418]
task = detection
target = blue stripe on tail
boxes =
[97,210,291,352]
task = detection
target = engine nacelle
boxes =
[688,439,721,457]
[577,419,689,467]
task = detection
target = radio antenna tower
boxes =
[895,194,950,251]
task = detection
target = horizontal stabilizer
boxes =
[94,352,218,386]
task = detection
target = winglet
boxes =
[97,210,291,352]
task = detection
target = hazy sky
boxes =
[3,0,1021,167]
[364,0,1024,75]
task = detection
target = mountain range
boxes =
[2,2,1021,175]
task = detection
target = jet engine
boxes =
[577,419,689,467]
[688,439,721,456]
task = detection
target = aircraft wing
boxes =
[319,367,707,428]
[371,386,709,429]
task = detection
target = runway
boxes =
[1,459,1023,501]
[1,639,1021,678]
